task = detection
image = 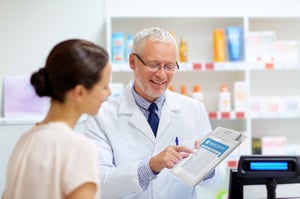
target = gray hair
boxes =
[132,27,178,54]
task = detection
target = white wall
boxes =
[0,0,106,194]
[0,0,107,114]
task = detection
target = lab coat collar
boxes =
[119,81,181,113]
[118,82,182,141]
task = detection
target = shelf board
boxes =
[209,111,246,120]
[111,62,300,72]
[250,112,300,119]
[0,115,88,126]
[208,111,300,120]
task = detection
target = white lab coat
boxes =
[84,82,226,199]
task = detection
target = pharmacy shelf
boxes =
[107,14,300,156]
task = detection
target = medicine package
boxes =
[3,76,50,117]
[171,127,247,186]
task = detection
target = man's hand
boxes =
[149,146,193,173]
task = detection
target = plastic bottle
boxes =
[180,85,189,96]
[218,84,231,112]
[169,31,176,39]
[168,85,175,92]
[192,84,204,104]
[213,29,226,62]
[226,27,243,61]
[125,33,134,62]
[179,37,188,62]
[111,32,125,63]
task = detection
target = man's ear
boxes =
[129,53,135,70]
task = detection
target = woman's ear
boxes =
[72,85,85,102]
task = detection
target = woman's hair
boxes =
[31,39,109,102]
[132,27,178,55]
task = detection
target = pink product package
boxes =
[3,76,50,117]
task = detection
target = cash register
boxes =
[228,155,300,199]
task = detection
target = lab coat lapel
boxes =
[129,111,154,139]
[119,83,155,141]
[156,106,174,138]
[156,90,181,139]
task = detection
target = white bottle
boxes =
[192,84,204,104]
[234,81,247,111]
[218,84,231,112]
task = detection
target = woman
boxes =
[2,39,111,199]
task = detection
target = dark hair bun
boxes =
[30,68,51,97]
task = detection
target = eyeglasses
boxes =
[133,53,179,73]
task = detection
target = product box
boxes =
[3,75,50,117]
[234,81,247,111]
[245,31,276,63]
[274,40,300,67]
[261,136,286,155]
[111,32,125,63]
